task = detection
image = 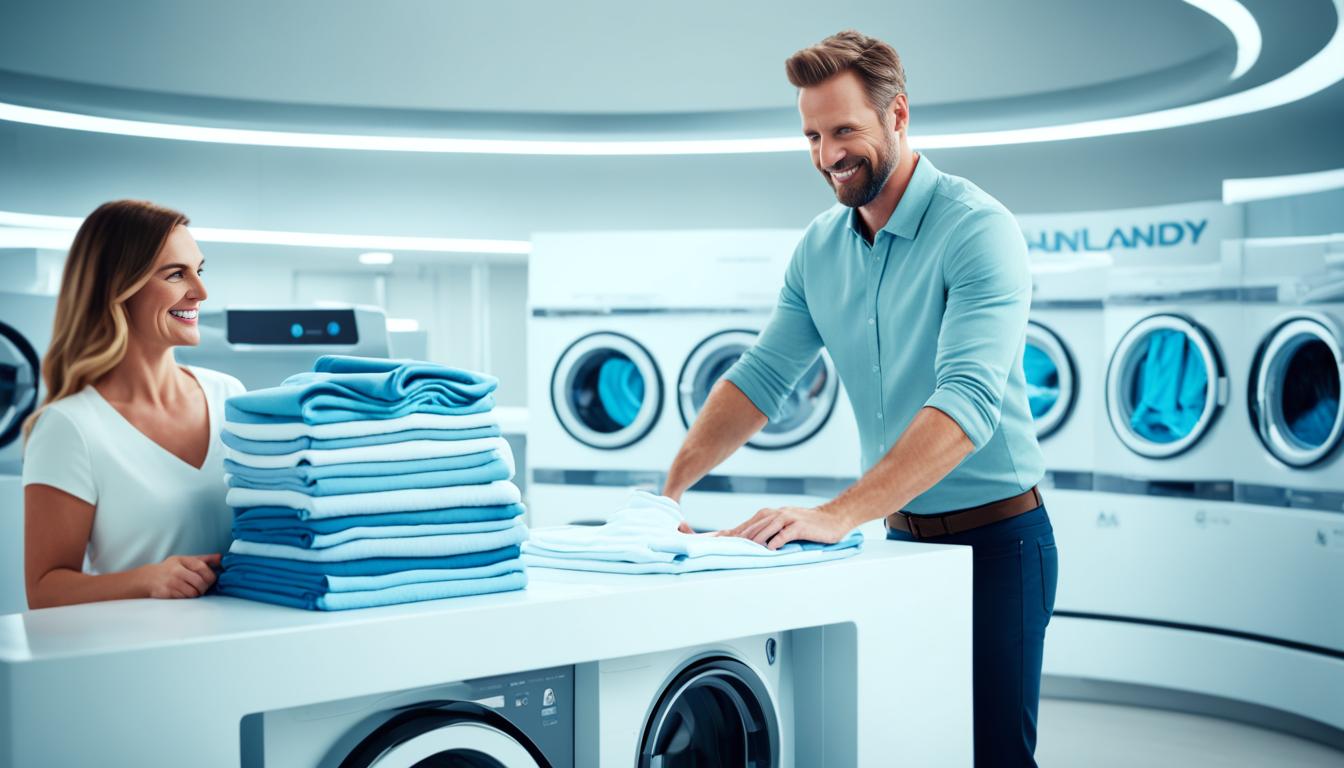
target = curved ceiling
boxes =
[1,0,1230,115]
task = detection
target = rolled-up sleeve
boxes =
[924,208,1032,450]
[723,239,825,421]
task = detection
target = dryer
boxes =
[0,291,56,616]
[528,231,861,532]
[1021,255,1110,620]
[1082,246,1282,640]
[578,631,790,767]
[243,665,575,767]
[0,291,55,475]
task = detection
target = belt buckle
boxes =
[903,512,949,540]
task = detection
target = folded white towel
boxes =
[224,412,499,442]
[226,480,523,519]
[225,436,513,470]
[229,521,529,562]
[522,490,862,574]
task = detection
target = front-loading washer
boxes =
[579,631,790,767]
[242,665,575,767]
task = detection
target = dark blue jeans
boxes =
[887,504,1058,767]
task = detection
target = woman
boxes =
[22,200,244,608]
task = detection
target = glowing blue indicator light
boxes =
[290,323,304,339]
[327,321,341,336]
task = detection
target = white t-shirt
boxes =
[22,366,245,575]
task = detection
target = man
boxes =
[662,30,1058,767]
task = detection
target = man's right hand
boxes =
[135,554,222,599]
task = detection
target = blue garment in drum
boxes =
[1129,330,1209,443]
[1022,344,1061,419]
[1291,397,1339,447]
[225,355,497,426]
[597,357,644,427]
[221,426,501,455]
[216,569,527,611]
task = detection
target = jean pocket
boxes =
[1039,540,1058,616]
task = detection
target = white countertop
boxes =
[0,540,972,766]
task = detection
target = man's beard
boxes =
[827,135,898,208]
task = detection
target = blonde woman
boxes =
[22,200,244,608]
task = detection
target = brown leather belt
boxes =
[885,486,1042,541]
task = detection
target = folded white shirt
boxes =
[522,490,863,574]
[226,480,523,519]
[225,436,513,470]
[224,412,499,442]
[229,521,529,562]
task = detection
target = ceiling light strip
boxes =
[1223,166,1344,203]
[1183,0,1263,79]
[0,210,532,254]
[0,0,1326,154]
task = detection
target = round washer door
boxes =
[1023,320,1077,440]
[340,704,549,768]
[639,657,779,768]
[1105,313,1227,459]
[0,322,41,451]
[1250,314,1344,467]
[551,332,662,450]
[677,329,838,450]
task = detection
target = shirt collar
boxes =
[847,153,939,242]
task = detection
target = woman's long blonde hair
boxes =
[22,200,190,439]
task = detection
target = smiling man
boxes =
[661,30,1057,767]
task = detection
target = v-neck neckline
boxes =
[90,366,216,472]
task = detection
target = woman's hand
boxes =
[134,554,222,599]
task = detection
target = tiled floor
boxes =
[1037,699,1344,767]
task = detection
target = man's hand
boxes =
[718,505,855,550]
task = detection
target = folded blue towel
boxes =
[1130,330,1209,443]
[226,355,498,426]
[220,544,521,577]
[225,457,511,496]
[220,557,524,593]
[1023,343,1061,419]
[222,426,502,455]
[226,480,523,519]
[597,357,644,428]
[229,521,528,562]
[234,516,520,549]
[216,569,527,611]
[234,503,525,532]
[225,451,499,482]
[225,458,513,496]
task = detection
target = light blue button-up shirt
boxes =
[724,155,1044,514]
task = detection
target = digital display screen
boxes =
[225,309,360,345]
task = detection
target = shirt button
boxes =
[878,444,886,452]
[877,413,884,420]
[868,317,875,325]
[871,365,879,373]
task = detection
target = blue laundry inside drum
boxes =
[597,356,645,428]
[1023,343,1061,419]
[1128,329,1209,443]
[1279,338,1341,448]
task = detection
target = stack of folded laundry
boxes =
[216,355,528,610]
[522,490,861,574]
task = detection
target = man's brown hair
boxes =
[785,30,907,116]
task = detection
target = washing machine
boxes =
[1021,255,1110,620]
[528,231,861,532]
[1080,246,1288,637]
[1222,235,1344,655]
[0,291,56,615]
[242,665,575,767]
[578,631,790,767]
